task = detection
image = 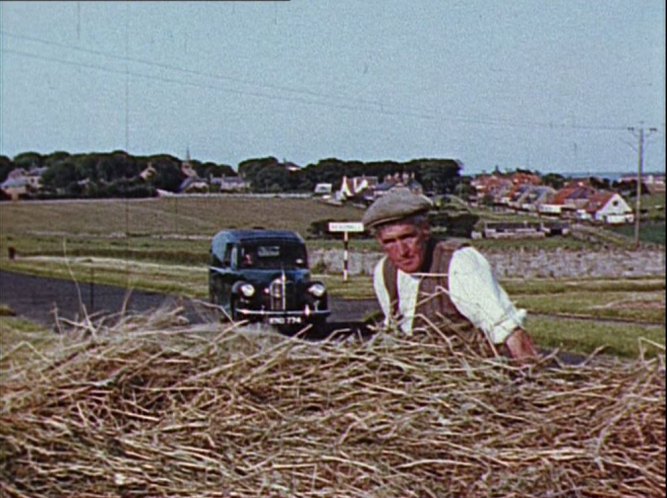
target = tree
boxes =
[150,156,184,192]
[411,158,462,194]
[254,165,290,192]
[44,151,71,167]
[13,151,43,169]
[41,159,82,193]
[589,176,611,190]
[542,173,566,190]
[237,157,283,191]
[196,161,236,179]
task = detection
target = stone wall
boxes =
[310,248,666,279]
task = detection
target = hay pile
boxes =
[1,309,665,497]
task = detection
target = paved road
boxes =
[2,270,594,363]
[0,270,377,336]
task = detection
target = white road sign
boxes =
[328,222,365,233]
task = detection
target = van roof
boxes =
[212,229,304,245]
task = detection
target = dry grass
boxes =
[0,308,664,497]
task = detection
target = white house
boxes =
[314,183,333,196]
[214,175,249,192]
[585,191,634,224]
[335,175,379,202]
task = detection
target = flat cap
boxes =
[362,188,433,230]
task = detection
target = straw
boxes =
[1,306,664,497]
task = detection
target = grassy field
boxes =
[611,220,666,245]
[1,196,665,358]
[0,195,637,268]
[0,196,367,264]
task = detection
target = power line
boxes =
[3,47,424,119]
[0,30,397,115]
[1,30,638,133]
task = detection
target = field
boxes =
[0,196,665,358]
[1,196,665,496]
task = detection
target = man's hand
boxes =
[504,328,539,364]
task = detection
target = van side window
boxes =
[229,245,238,268]
[222,244,233,267]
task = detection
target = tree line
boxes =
[0,151,464,199]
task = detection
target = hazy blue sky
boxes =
[1,0,664,175]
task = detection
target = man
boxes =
[362,188,538,362]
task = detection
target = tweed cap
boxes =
[362,188,433,230]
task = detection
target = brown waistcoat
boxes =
[381,239,495,355]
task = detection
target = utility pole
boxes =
[627,125,657,248]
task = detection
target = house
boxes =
[0,167,47,200]
[584,191,634,224]
[139,163,157,181]
[618,173,666,194]
[518,185,556,212]
[500,173,542,206]
[213,175,249,193]
[472,172,541,207]
[282,161,302,172]
[470,175,513,205]
[0,177,29,200]
[538,182,597,217]
[180,162,197,178]
[336,175,379,203]
[369,172,422,201]
[178,176,209,194]
[481,221,546,239]
[313,183,333,196]
[644,174,666,193]
[505,184,534,209]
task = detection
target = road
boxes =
[0,270,377,337]
[2,270,598,363]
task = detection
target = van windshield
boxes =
[239,242,307,270]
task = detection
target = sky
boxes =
[1,0,665,176]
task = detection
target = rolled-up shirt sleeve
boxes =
[448,247,526,344]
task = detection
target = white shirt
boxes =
[373,246,526,344]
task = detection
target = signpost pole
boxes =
[343,230,349,282]
[327,221,365,283]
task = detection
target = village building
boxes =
[584,191,634,224]
[213,175,250,193]
[538,181,598,217]
[313,183,333,196]
[618,173,666,194]
[335,175,379,203]
[0,167,47,200]
[139,163,157,181]
[471,172,539,206]
[178,176,209,194]
[371,172,423,200]
[517,185,556,212]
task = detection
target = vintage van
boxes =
[209,230,329,329]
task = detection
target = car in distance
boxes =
[209,229,330,330]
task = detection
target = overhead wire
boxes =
[1,30,409,117]
[2,48,437,121]
[0,30,653,134]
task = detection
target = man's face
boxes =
[376,221,430,273]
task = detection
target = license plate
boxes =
[268,316,303,325]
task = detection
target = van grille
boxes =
[269,278,295,311]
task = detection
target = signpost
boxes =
[328,222,365,282]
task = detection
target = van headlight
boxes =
[308,283,326,297]
[240,283,255,297]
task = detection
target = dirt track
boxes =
[0,270,378,336]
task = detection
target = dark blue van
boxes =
[209,230,330,329]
